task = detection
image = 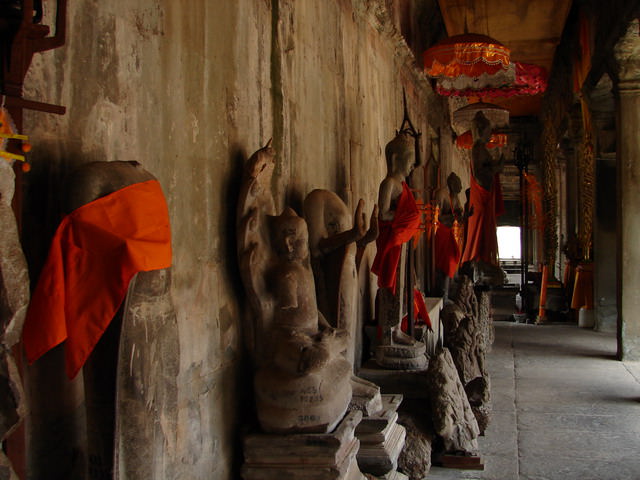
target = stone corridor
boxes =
[428,321,640,480]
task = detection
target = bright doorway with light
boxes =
[498,226,521,286]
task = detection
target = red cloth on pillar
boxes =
[22,180,172,379]
[434,223,461,278]
[372,182,421,291]
[461,173,503,266]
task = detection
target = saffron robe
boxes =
[22,180,172,378]
[435,223,461,278]
[571,263,594,310]
[461,173,504,266]
[372,182,421,291]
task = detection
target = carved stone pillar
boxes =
[614,19,640,359]
[589,74,617,333]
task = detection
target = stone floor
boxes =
[426,320,640,480]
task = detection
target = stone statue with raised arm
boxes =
[237,142,353,434]
[303,189,383,415]
[371,131,427,370]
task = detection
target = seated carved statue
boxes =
[237,144,352,434]
[255,208,352,433]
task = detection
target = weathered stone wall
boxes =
[20,0,446,477]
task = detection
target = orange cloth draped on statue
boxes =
[372,182,421,291]
[22,180,172,379]
[571,263,594,310]
[563,260,577,300]
[461,173,504,266]
[400,289,433,332]
[435,223,461,278]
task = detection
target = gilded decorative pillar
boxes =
[577,103,595,260]
[540,115,559,274]
[613,19,640,359]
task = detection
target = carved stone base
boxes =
[242,410,366,480]
[375,343,427,370]
[356,394,405,476]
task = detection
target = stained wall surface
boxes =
[19,1,454,478]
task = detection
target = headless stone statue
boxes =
[460,112,505,288]
[25,161,178,479]
[67,161,179,479]
[303,189,383,416]
[433,172,463,302]
[372,132,426,370]
[237,143,353,433]
[0,161,28,479]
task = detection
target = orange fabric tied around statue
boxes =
[434,223,461,278]
[22,180,172,379]
[460,173,504,266]
[571,263,594,310]
[372,182,421,292]
[400,289,433,333]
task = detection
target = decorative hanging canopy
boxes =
[436,62,516,92]
[455,130,507,149]
[423,33,511,79]
[452,102,509,135]
[436,62,548,98]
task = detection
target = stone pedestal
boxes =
[375,245,428,370]
[374,343,427,370]
[358,361,429,399]
[356,394,405,476]
[242,411,365,480]
[357,363,433,477]
[359,349,482,464]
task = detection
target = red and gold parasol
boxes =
[436,62,548,98]
[424,33,511,79]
